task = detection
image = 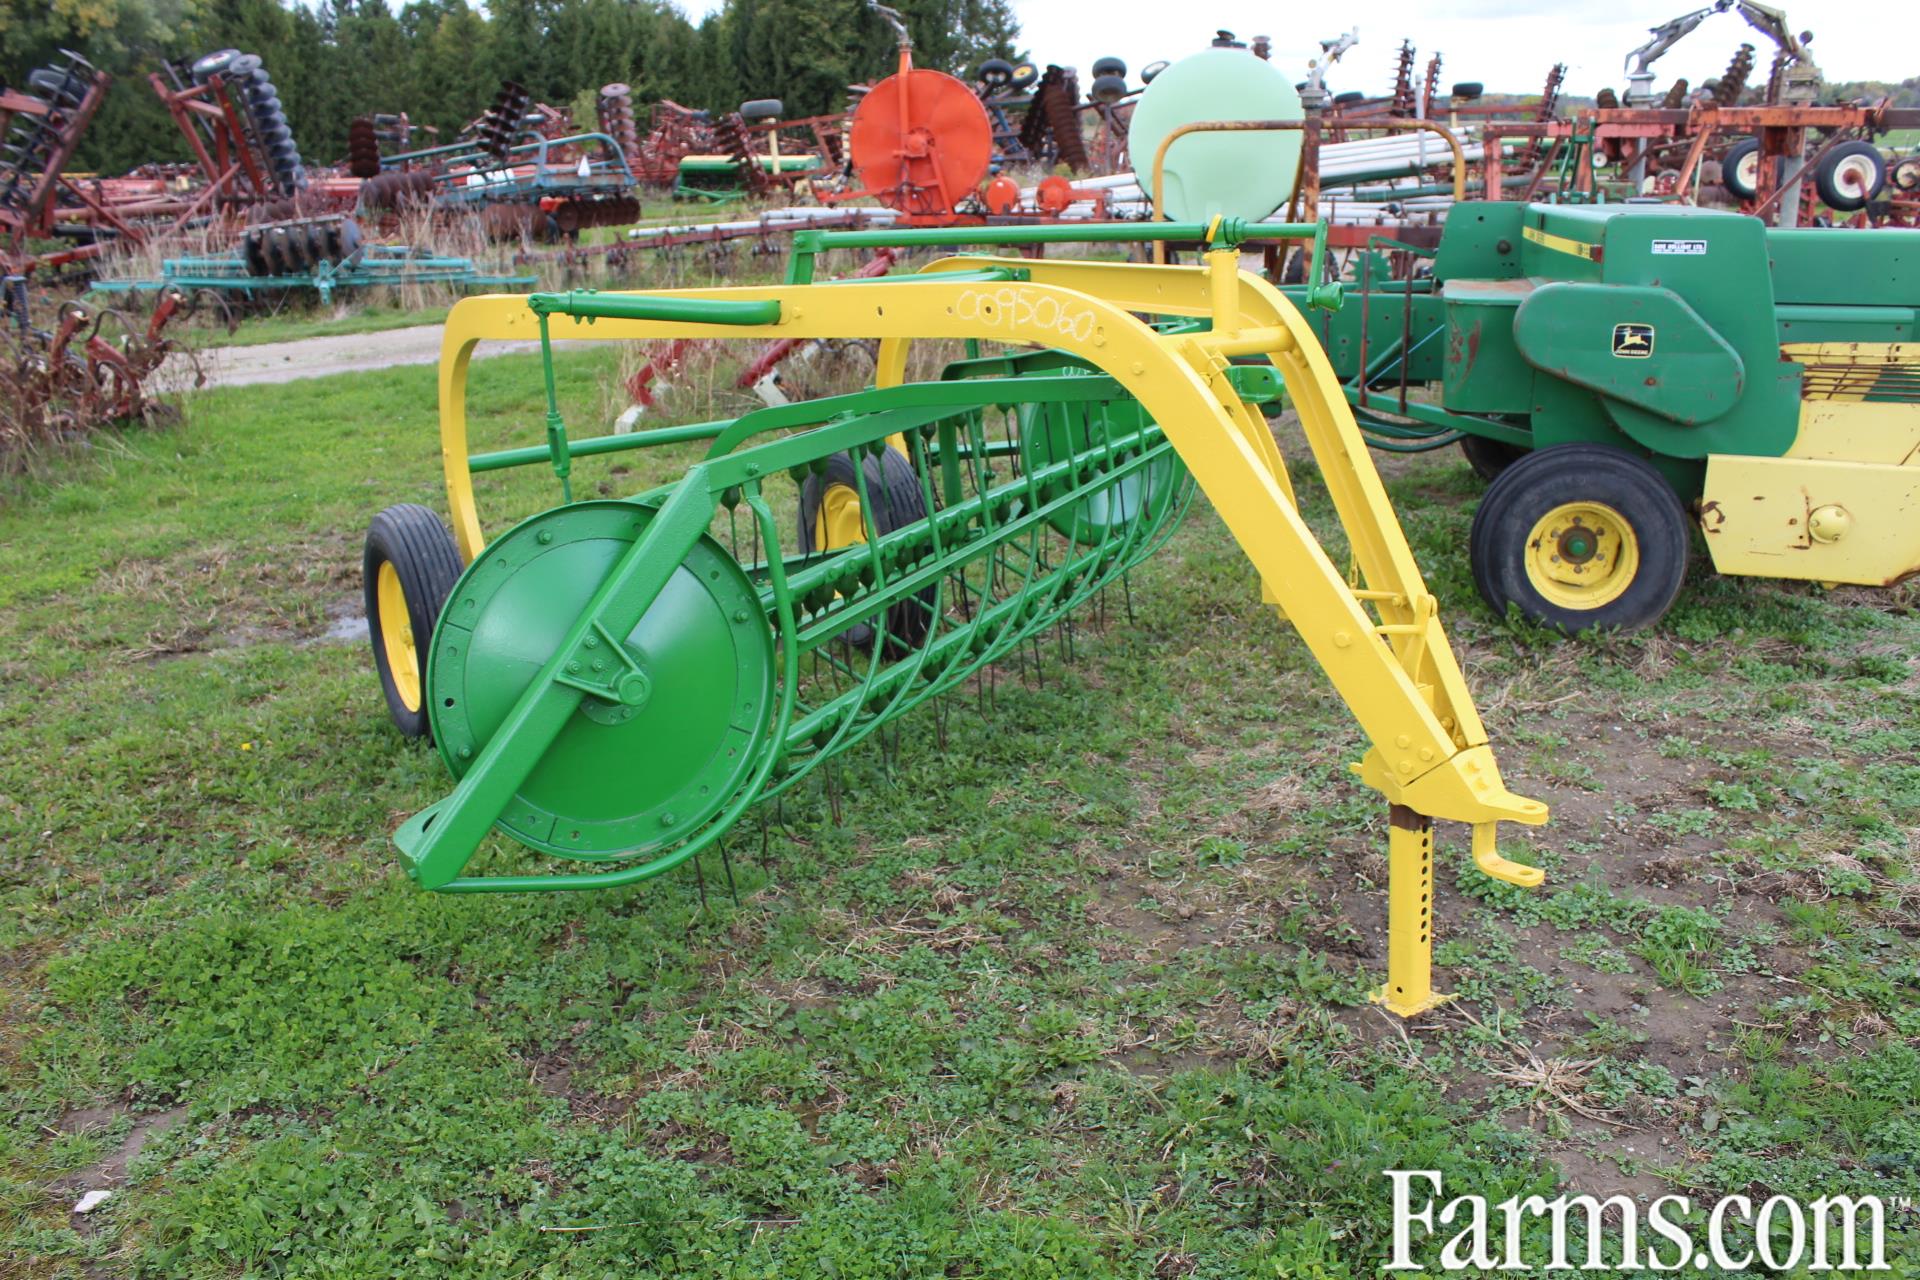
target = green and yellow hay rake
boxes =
[363,221,1548,1016]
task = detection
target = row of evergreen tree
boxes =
[1,0,1021,176]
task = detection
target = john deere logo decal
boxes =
[1612,323,1655,358]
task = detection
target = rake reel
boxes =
[365,221,1548,1017]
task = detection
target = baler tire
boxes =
[1469,444,1689,634]
[1459,434,1526,483]
[364,504,464,739]
[797,448,935,656]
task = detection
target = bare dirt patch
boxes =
[48,1104,188,1201]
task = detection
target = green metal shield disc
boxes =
[1125,48,1302,223]
[1019,397,1181,544]
[428,500,773,862]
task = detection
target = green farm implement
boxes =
[1287,201,1920,631]
[92,241,534,307]
[362,221,1550,1017]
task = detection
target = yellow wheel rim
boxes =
[1523,500,1639,611]
[376,560,422,712]
[815,483,868,550]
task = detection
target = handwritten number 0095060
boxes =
[954,288,1097,343]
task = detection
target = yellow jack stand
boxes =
[1370,807,1547,1016]
[1372,805,1451,1016]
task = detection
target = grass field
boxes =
[2,344,1918,1277]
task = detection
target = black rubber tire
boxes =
[363,504,464,739]
[1333,91,1365,106]
[1010,63,1039,90]
[1092,56,1127,79]
[1892,156,1920,191]
[1089,74,1127,105]
[978,58,1014,85]
[1451,81,1484,100]
[1720,138,1761,200]
[797,448,935,655]
[740,97,783,121]
[1459,434,1527,483]
[1814,141,1886,211]
[1469,444,1690,633]
[1141,60,1169,84]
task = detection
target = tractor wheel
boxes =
[797,447,934,655]
[1814,141,1886,212]
[1892,156,1920,191]
[978,58,1014,86]
[364,504,464,738]
[1469,444,1689,633]
[1092,56,1127,79]
[1459,434,1526,483]
[1720,138,1761,200]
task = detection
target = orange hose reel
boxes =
[846,47,993,219]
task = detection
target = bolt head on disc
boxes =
[849,67,993,214]
[429,501,774,863]
[1126,47,1302,223]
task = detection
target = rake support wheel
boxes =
[365,504,464,738]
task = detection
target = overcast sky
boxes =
[678,1,1917,94]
